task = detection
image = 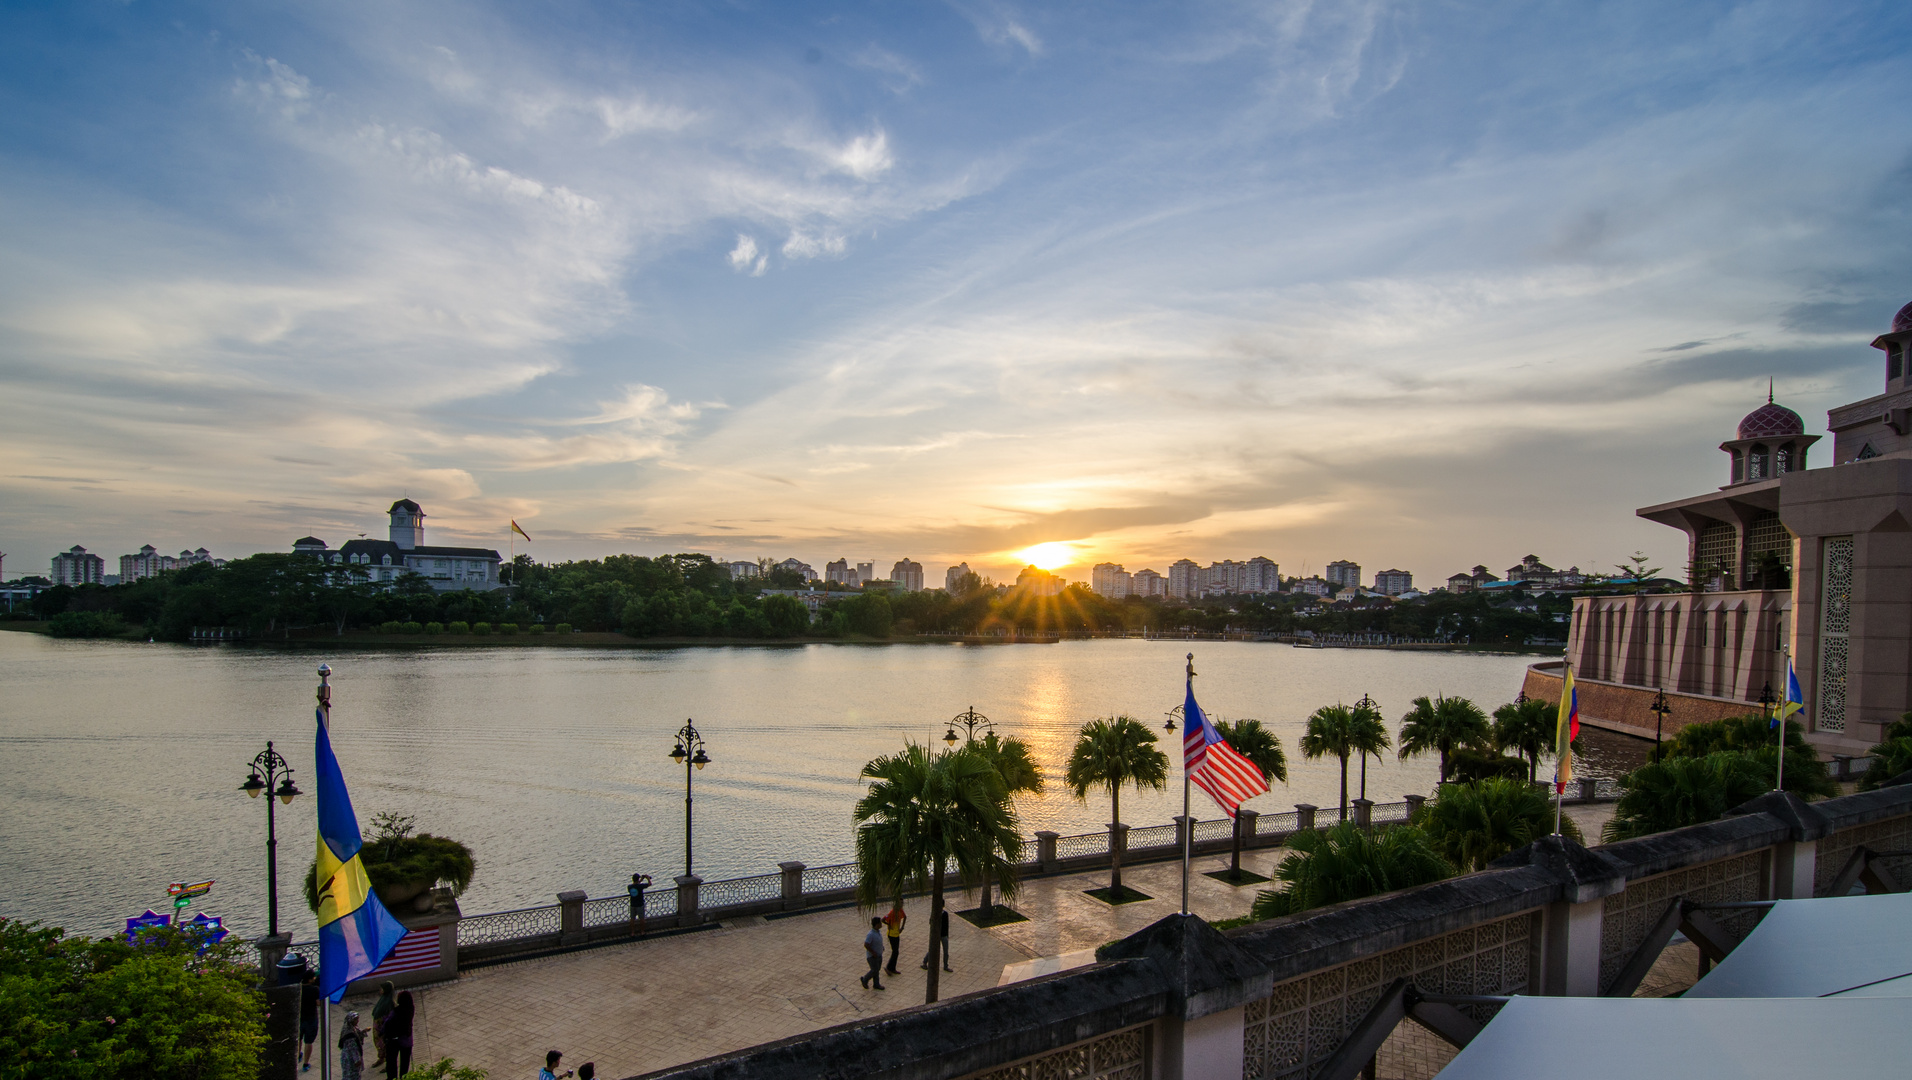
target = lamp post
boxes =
[668,720,710,879]
[1355,693,1376,803]
[1163,705,1182,733]
[942,705,994,746]
[239,741,302,938]
[1649,687,1672,761]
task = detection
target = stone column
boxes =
[675,875,702,924]
[1157,1005,1245,1080]
[256,932,292,984]
[1173,815,1193,852]
[1351,798,1374,830]
[1036,831,1060,873]
[1518,836,1627,996]
[1403,793,1427,819]
[1236,808,1261,848]
[1577,778,1599,802]
[1100,914,1272,1080]
[778,861,806,908]
[557,890,588,945]
[1294,803,1317,832]
[1771,840,1817,899]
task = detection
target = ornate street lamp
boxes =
[1355,692,1377,803]
[943,705,994,745]
[1163,705,1182,733]
[239,740,301,937]
[1649,687,1672,760]
[668,720,710,878]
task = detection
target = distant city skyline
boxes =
[3,5,1906,588]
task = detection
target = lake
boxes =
[0,632,1644,941]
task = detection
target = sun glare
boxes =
[1016,542,1076,570]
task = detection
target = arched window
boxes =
[1731,449,1744,483]
[1775,445,1792,474]
[1748,444,1769,480]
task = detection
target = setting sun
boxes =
[1015,541,1077,571]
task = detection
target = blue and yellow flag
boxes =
[1776,659,1804,728]
[315,707,408,1002]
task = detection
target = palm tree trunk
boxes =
[1110,786,1123,895]
[926,859,945,1004]
[1439,747,1450,783]
[980,868,993,918]
[1338,751,1349,821]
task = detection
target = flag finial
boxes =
[1186,652,1196,681]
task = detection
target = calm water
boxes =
[0,632,1644,941]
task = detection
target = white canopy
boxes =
[1436,996,1911,1079]
[1685,891,1912,999]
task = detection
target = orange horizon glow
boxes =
[1013,541,1078,571]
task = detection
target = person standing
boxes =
[298,971,321,1071]
[337,1012,366,1080]
[380,990,415,1080]
[859,917,885,990]
[368,981,395,1069]
[540,1050,574,1080]
[881,902,907,976]
[920,907,952,973]
[626,873,652,936]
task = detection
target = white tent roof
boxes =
[1685,891,1912,999]
[1436,996,1910,1079]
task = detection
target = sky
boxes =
[3,1,1910,587]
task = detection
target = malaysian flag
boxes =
[1182,668,1269,818]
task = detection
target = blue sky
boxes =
[3,1,1909,584]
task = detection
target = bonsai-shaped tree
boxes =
[1300,705,1359,821]
[1859,715,1912,791]
[303,811,475,912]
[854,742,1022,1004]
[1248,820,1453,920]
[1492,697,1557,782]
[1603,752,1771,842]
[1212,718,1288,880]
[1064,716,1170,898]
[1397,694,1491,784]
[1414,778,1580,872]
[968,731,1044,917]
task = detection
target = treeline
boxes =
[19,551,1569,644]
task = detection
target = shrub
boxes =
[379,620,404,634]
[528,624,546,635]
[0,919,266,1079]
[1659,714,1834,797]
[304,813,475,911]
[471,621,492,634]
[496,622,517,635]
[1603,752,1772,841]
[47,611,129,638]
[1415,778,1580,872]
[1446,747,1530,785]
[447,621,470,634]
[555,622,573,634]
[1249,821,1453,920]
[401,621,423,634]
[424,622,445,634]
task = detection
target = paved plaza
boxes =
[331,804,1624,1080]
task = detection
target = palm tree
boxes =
[1491,697,1555,782]
[1248,820,1453,920]
[968,731,1044,917]
[1415,778,1581,871]
[1212,718,1287,880]
[1397,694,1491,783]
[1349,698,1393,803]
[855,742,1024,1003]
[1602,752,1770,842]
[1065,716,1170,896]
[1299,704,1358,821]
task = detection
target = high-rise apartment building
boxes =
[1374,569,1413,595]
[1244,556,1280,593]
[726,561,759,580]
[945,562,972,591]
[1168,559,1203,599]
[1016,565,1066,596]
[1090,562,1132,598]
[120,545,176,582]
[1326,560,1362,588]
[1130,568,1166,597]
[824,558,856,585]
[890,559,924,592]
[51,545,106,586]
[856,562,875,584]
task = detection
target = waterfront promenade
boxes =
[327,803,1619,1079]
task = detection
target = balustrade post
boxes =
[1577,778,1598,802]
[1294,803,1317,832]
[675,875,702,924]
[778,861,806,909]
[1173,815,1193,852]
[1236,808,1261,849]
[1351,798,1374,830]
[1403,793,1427,819]
[557,890,587,945]
[1036,831,1060,873]
[256,932,292,985]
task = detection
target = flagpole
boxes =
[1181,653,1194,916]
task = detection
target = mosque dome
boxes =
[1894,300,1912,335]
[1738,400,1805,440]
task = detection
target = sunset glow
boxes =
[1016,542,1078,571]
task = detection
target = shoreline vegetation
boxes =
[7,549,1582,649]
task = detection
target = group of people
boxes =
[860,902,955,991]
[298,975,414,1080]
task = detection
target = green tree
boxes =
[1300,705,1361,821]
[1614,551,1663,594]
[1603,752,1772,841]
[1492,697,1557,782]
[0,920,266,1080]
[1212,718,1288,879]
[854,743,1023,1004]
[1064,716,1170,896]
[968,731,1044,916]
[1859,715,1912,791]
[1415,778,1580,871]
[1248,821,1453,919]
[1397,694,1492,784]
[1660,714,1834,798]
